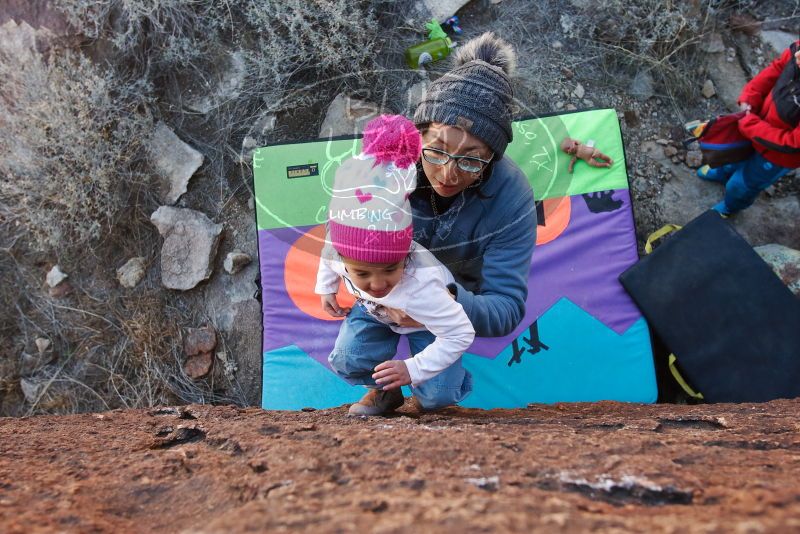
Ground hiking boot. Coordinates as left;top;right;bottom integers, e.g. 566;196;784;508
348;388;404;416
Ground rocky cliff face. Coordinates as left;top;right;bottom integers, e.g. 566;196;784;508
2;399;799;532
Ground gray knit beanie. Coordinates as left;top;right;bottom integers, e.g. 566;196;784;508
414;32;516;157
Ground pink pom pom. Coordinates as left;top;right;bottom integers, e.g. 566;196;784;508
362;114;422;169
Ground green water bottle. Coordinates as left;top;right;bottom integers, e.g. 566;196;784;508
405;19;454;69
405;37;453;69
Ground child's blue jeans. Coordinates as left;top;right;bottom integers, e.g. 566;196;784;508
699;152;790;214
328;302;472;409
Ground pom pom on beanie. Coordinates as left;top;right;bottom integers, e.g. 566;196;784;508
362;115;422;169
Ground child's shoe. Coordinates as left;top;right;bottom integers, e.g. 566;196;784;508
697;164;735;184
348;388;404;416
696;164;726;182
711;201;732;218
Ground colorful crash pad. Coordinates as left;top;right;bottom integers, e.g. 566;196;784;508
254;109;656;410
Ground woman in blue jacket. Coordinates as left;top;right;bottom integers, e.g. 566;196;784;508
348;32;537;415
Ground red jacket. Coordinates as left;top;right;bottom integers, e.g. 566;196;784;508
738;40;800;169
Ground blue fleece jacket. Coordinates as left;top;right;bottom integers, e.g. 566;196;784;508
410;157;537;337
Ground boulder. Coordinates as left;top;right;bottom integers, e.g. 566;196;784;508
755;244;800;296
759;30;796;56
116;257;147;289
707;52;749;111
685;150;703;168
319;93;380;138
146;123;204;205
185;50;246;114
224;251;252;275
420;0;470;22
150;207;223;291
699;33;726;54
0;19;38;56
203;227;261;403
183;325;216;380
631;71;655;101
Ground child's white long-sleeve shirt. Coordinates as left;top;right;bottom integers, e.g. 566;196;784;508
315;242;475;386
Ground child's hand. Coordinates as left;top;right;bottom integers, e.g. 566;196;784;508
321;294;350;317
372;360;411;390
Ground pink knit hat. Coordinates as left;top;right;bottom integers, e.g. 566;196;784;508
328;115;422;263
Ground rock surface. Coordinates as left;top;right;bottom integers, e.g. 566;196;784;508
2;400;800;532
146;123;204;205
641;140;800;249
319;93;380;138
755;243;800;296
185;50;246;114
151;207;223;291
707;51;749;112
421;0;471;22
759;30;796;56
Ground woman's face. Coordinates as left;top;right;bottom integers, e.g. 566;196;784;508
420;123;493;197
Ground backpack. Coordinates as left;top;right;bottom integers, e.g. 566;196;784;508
684;111;754;168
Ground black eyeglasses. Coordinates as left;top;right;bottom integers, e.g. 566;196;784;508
421;147;494;174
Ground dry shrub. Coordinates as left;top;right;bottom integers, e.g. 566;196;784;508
0;275;176;415
1;0;410;415
58;0;228;67
57;0;390;175
0;46;153;251
570;0;714;97
242;0;380;90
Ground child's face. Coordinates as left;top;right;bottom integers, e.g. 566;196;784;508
342;256;404;298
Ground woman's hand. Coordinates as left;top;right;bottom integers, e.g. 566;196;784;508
321;294;350;317
739;102;752;114
373;360;411;390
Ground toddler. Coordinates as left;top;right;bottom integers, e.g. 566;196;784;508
316;115;475;416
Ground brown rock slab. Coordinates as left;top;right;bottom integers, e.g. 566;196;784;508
3;400;800;532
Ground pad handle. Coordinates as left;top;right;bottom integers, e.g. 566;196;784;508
644;223;704;400
668;354;705;400
644;224;682;254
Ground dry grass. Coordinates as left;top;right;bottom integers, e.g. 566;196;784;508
0;46;153;252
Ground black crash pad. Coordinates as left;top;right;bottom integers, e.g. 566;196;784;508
620;210;800;403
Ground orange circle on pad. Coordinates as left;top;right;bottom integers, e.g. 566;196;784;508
536;196;571;245
285;225;356;321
